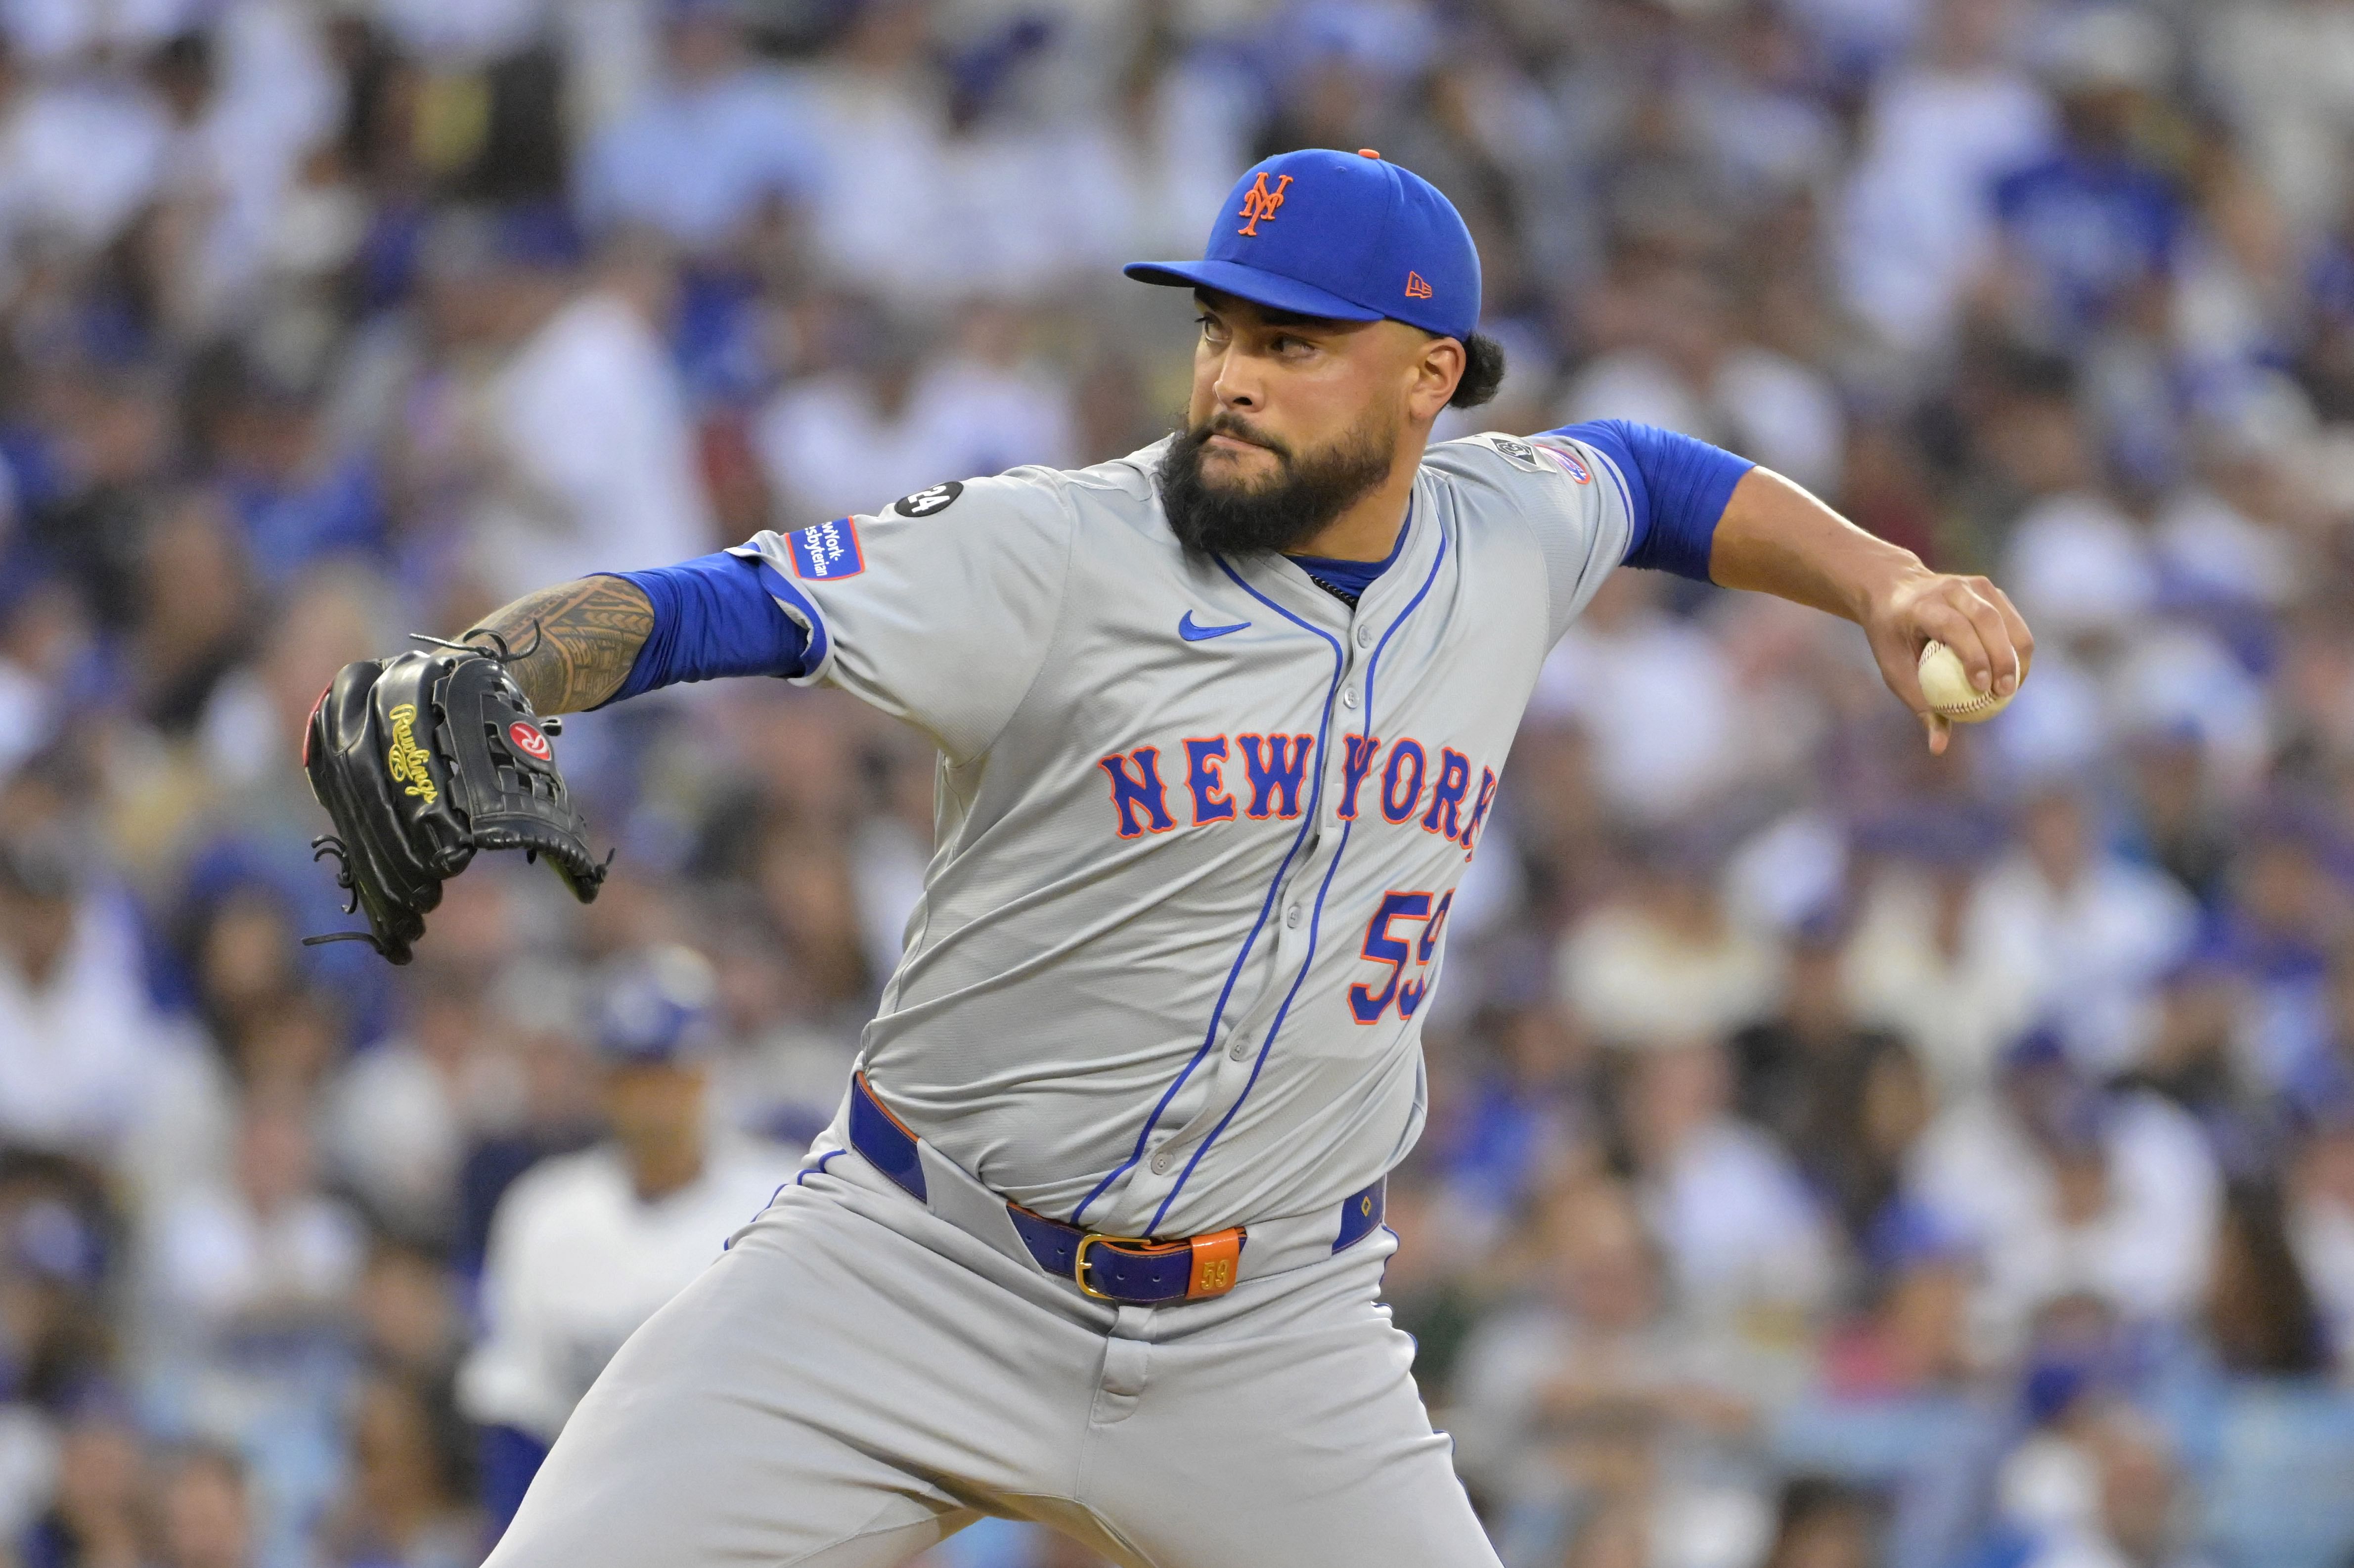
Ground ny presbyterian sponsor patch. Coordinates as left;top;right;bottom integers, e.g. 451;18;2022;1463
1529;438;1593;484
787;518;865;580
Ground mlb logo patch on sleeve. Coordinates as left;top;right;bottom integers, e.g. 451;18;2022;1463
787;518;864;580
1489;437;1547;472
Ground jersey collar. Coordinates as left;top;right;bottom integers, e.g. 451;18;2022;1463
1282;502;1414;596
1225;476;1437;633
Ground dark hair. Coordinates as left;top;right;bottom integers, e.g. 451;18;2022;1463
1765;1477;1877;1568
2207;1181;2330;1375
1446;331;1507;409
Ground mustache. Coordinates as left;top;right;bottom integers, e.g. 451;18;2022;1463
1157;401;1395;558
1189;413;1292;462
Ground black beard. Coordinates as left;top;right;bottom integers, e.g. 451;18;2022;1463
1155;410;1396;557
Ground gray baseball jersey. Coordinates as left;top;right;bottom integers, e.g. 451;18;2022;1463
729;430;1630;1239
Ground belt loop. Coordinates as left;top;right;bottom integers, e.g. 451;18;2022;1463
848;1072;928;1202
1185;1229;1244;1299
1332;1177;1385;1254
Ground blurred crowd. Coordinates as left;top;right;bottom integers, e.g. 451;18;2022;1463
4;0;2354;1567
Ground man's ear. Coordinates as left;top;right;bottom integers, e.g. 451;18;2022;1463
1408;334;1466;422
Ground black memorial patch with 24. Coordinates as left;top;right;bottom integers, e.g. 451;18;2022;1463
894;481;965;518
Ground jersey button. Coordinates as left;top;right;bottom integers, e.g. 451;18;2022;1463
1356;624;1374;647
1340;688;1359;710
1229;1039;1249;1061
1151;1151;1173;1175
1285;904;1301;928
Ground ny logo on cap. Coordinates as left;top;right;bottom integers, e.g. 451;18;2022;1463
1236;172;1294;236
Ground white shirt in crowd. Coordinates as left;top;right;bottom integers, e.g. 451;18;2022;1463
754;356;1076;526
576;63;820;251
2201;0;2354;237
1644;1118;1838;1324
459;1138;800;1443
323;1031;526;1243
1838;55;2056;351
1529;593;1740;825
1555;900;1783;1053
2002;492;2162;643
0;893;187;1160
0;70;171;255
471;287;719;601
1557;344;1848;501
1841;865;2046;1101
145;1184;366;1339
1972;848;2197;1080
1908;1089;2221;1357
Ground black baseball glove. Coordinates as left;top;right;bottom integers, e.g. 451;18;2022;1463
301;638;607;964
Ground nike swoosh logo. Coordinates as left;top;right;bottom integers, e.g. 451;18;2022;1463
1178;611;1251;642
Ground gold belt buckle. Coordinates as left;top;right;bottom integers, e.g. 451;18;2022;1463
1073;1232;1147;1301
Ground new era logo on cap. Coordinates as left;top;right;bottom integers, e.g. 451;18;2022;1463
1405;271;1432;299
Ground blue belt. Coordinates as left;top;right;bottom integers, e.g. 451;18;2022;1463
847;1073;1385;1306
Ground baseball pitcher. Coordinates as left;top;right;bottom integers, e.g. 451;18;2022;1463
302;149;2032;1567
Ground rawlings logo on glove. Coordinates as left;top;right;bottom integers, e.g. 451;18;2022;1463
385;703;438;803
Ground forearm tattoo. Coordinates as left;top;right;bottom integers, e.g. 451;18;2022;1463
465;577;655;715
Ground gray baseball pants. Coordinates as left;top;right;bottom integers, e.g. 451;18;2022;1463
481;1147;1503;1567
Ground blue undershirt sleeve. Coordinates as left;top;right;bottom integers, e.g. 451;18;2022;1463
478;1422;549;1530
596;550;810;706
1546;419;1754;583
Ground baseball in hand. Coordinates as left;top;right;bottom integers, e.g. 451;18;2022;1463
1917;640;2019;723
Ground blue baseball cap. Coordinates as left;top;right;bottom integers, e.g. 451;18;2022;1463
1125;148;1481;341
594;945;719;1066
